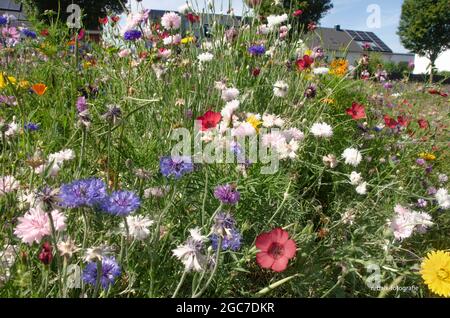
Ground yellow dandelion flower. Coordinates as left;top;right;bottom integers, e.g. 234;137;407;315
421;250;450;297
246;115;262;133
18;80;30;89
181;36;195;44
304;49;312;56
0;73;17;89
322;98;335;104
329;58;349;77
419;152;436;161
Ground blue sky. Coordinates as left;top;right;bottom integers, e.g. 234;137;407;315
137;0;408;53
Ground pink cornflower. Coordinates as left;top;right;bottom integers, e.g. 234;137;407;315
161;12;181;30
14;207;67;245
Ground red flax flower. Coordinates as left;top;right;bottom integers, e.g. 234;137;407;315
196;110;222;131
418;119;429;129
38;242;53;265
397;115;409;127
255;228;297;272
346;102;366;120
98;17;108;25
296;55;314;71
384;115;398;128
293;9;303;17
186;13;200;23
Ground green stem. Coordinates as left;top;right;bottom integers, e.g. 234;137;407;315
92;260;103;298
172;270;188;298
192;236;222;298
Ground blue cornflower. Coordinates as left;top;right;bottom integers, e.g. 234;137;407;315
24;122;40;131
212;212;236;236
211;228;241;251
83;256;121;289
159;156;194;179
59;178;107;208
124;29;142;41
101;190;140;216
248;44;265;56
0;15;7;26
22;29;37;39
214;184;240;205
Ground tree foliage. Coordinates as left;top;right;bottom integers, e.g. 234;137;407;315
19;0;127;30
256;0;333;27
397;0;450;68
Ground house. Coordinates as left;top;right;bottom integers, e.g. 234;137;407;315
0;0;27;24
310;25;414;65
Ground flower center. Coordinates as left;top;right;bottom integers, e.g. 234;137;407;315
437;268;450;281
268;242;284;259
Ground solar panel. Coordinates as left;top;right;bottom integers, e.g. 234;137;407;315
357;31;373;41
366;32;393;52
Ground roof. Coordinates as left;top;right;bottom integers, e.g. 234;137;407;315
0;0;27;23
310;26;393;53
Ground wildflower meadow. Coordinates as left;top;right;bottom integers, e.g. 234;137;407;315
0;1;449;299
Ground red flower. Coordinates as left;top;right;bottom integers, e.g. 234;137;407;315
38;242;53;265
40;29;49;37
307;22;317;31
196;110;222;131
397;115;409;127
255;228;297;272
186;13;200;23
296;55;314;71
346;102;366;120
418;119;429;129
293;9;303;17
428;89;439;95
384;115;398;128
252;67;261;77
111;16;120;23
78;28;85;41
440;92;448;97
98;17;108;25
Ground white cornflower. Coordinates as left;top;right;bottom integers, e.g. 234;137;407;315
172;228;207;272
349;171;363;185
313;67;330;75
267;14;288;29
221;88;240;102
283;128;304;142
277;139;299;159
0;175;19;196
355;182;367;195
310;122;333;138
435;188;450;210
121;215;154;241
342;147;362;167
197;52;214;63
323;154;338;168
273;80;289;98
57;238;80;259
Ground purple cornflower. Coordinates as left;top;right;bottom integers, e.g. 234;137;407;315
59;178;107;208
427;187;437;195
230;141;242;156
383;82;393;89
416;158;426;166
211;228;241;251
0;95;16;106
22;29;37;39
24;122;40;131
76;96;87;113
212;212;236;237
159;156;194;179
83;256;121;289
0;15;7;26
248;44;265;56
425;165;433;174
124;29;142;41
417;198;427;208
304;84;317;98
101;190;140;216
214;184;240;205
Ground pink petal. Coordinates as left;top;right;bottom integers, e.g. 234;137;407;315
255;232;272;251
270;227;289;244
283;239;297;259
256;252;274;269
271;256;289;272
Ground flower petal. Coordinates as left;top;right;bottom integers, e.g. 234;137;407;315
271;256;289;272
255;232;272;251
256;252;274;269
270;227;289;244
283;239;297;259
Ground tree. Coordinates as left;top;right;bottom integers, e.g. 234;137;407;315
255;0;333;28
19;0;127;30
397;0;450;82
